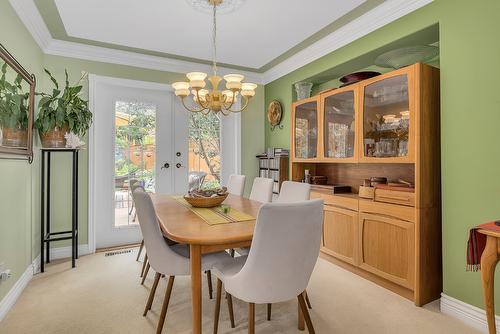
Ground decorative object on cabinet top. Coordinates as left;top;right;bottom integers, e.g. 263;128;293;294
375;45;439;69
267;100;283;131
339;71;380;87
294;81;313;100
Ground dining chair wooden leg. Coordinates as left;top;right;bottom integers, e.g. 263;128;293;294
298;293;315;334
227;292;236;328
206;270;213;299
136;240;144;261
298;301;305;331
144;272;161;316
248;303;255;334
141;262;150;285
267;303;272;321
156;276;175;334
140;253;148;277
305;290;312;309
213;279;222;334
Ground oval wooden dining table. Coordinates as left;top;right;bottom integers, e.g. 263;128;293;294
150;193;306;334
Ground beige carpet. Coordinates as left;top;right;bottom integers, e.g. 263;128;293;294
0;249;478;334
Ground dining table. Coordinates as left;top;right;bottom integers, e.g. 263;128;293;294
151;193;306;334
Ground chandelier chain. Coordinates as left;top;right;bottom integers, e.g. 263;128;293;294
212;3;217;76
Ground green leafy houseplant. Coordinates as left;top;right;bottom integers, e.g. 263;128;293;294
0;62;29;147
35;69;92;147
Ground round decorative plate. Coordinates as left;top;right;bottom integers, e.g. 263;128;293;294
375;45;439;69
267;100;283;130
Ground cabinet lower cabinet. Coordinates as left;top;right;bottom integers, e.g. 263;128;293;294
322;206;358;266
358;213;415;289
321;208;415;290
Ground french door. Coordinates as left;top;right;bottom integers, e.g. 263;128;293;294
92;77;188;248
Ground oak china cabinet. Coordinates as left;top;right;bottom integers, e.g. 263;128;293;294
291;63;441;306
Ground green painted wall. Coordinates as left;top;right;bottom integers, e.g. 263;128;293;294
0;0;43;303
1;1;264;304
265;0;500;313
40;56;264;247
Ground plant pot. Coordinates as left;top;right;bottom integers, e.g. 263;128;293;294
1;125;27;147
39;124;69;148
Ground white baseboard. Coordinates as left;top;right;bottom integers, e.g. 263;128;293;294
0;257;37;322
49;244;90;260
441;293;500;334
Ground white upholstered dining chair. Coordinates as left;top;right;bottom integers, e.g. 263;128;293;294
212;199;324;334
227;174;246;196
133;188;233;333
274;181;311;203
249;177;274;203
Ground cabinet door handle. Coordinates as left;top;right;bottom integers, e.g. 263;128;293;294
161;162;170;169
176;163;184;168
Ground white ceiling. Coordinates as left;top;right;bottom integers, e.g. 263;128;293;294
54;0;366;69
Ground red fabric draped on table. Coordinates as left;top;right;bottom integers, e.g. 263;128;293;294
467;222;500;271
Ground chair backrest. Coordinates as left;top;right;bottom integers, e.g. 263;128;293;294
227;174;246;196
133;188;189;275
274;181;311;203
225;199;324;304
249;177;273;203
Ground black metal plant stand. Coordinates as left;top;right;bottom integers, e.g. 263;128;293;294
40;148;79;272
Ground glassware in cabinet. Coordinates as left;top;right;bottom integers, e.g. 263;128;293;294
361;71;414;161
322;89;357;161
293;97;319;160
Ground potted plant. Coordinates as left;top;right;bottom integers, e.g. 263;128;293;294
0;62;29;147
35;69;92;148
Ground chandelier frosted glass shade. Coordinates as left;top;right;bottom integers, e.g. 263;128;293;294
172;72;256;114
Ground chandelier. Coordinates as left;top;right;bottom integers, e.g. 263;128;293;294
172;0;257;115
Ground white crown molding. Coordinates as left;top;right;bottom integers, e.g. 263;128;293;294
10;0;433;86
8;0;52;50
441;293;500;334
44;39;266;84
262;0;434;84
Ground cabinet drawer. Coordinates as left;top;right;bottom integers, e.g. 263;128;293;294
358;213;415;289
322;206;358;265
359;199;415;222
311;191;358;211
375;188;415;207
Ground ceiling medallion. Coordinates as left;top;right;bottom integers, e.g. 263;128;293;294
173;0;256;115
186;0;245;14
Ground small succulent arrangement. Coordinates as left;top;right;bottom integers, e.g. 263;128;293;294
0;62;29;146
35;69;92;147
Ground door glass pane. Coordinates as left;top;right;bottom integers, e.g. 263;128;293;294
295;101;318;159
188;112;221;190
323;91;355;158
114;101;156;227
363;75;409;158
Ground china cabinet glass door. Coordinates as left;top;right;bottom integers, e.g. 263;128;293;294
361;72;413;161
294;98;319;160
322;89;356;161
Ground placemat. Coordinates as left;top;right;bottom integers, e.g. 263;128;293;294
172;196;255;225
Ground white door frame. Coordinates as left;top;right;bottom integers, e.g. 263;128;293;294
87;75;173;253
87;75;241;253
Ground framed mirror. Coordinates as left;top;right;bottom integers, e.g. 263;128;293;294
0;43;36;162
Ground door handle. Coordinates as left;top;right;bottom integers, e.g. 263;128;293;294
176;163;183;168
161;162;170;169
